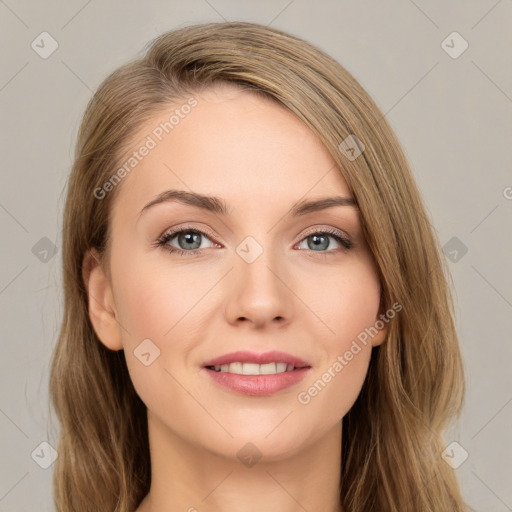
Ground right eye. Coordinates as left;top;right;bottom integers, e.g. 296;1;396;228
153;226;220;256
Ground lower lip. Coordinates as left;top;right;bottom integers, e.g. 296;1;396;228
202;367;311;396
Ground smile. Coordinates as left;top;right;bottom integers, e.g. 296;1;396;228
206;362;300;375
201;350;312;396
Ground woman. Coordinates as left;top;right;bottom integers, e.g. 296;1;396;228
49;21;468;511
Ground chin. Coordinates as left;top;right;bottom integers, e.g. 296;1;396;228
193;421;317;464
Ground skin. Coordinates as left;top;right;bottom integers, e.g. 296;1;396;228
84;82;388;512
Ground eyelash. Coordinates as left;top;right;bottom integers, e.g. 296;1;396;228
153;224;353;258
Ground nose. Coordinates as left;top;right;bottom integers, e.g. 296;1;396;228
224;248;294;329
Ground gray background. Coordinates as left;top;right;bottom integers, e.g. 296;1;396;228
1;1;511;510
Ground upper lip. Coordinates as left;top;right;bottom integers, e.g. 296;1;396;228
202;350;311;368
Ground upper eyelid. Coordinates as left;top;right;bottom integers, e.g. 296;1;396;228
160;225;218;243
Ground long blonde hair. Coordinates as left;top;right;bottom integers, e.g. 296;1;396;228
49;21;468;511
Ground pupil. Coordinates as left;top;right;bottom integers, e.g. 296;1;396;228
309;234;328;251
179;232;201;250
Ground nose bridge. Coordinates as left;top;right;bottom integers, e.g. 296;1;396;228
235;234;282;295
226;233;292;326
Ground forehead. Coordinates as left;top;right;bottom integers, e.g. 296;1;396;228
110;82;353;224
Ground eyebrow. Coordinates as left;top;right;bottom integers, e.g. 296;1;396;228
138;189;358;219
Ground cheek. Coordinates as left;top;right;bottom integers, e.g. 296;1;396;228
295;346;372;438
304;256;381;345
293;259;380;421
110;250;214;397
112;249;208;342
115;274;172;342
111;263;195;420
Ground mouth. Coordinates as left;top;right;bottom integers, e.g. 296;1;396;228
201;350;312;396
205;362;308;375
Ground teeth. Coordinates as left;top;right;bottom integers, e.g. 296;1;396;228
259;363;276;375
276;362;287;373
229;362;243;374
242;363;260;375
211;362;297;375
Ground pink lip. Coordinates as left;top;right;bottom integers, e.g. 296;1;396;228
202;350;310;368
203;368;310;396
201;350;312;396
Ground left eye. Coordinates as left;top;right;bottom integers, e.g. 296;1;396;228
296;231;351;251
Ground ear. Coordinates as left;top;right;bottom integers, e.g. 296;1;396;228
371;296;390;347
82;248;123;351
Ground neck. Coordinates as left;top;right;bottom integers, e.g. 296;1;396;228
137;410;344;512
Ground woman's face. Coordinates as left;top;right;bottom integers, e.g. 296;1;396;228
87;82;387;461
